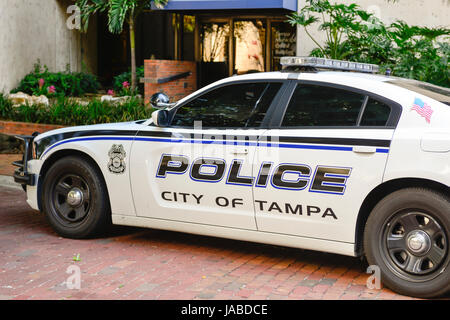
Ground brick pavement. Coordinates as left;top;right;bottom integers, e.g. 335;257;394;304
0;185;420;300
0;154;20;177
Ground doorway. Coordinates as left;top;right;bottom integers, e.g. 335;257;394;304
196;15;296;87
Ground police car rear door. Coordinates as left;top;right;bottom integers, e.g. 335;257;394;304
253;81;400;244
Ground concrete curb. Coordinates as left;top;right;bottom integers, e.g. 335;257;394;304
0;175;23;191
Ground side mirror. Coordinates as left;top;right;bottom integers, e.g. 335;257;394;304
150;92;174;109
151;110;169;127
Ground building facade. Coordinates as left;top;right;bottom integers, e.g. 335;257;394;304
0;0;97;93
0;0;448;94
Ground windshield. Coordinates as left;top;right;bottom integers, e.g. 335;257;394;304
386;79;450;105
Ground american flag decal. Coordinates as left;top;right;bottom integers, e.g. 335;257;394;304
411;98;433;123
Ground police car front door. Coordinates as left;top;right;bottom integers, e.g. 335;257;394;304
130;127;261;230
253;82;398;244
130;81;283;230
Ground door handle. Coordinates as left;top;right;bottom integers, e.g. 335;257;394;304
230;149;249;155
353;146;377;154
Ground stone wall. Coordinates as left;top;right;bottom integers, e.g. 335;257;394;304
0;0;98;94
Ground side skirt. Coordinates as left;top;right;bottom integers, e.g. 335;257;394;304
112;214;356;257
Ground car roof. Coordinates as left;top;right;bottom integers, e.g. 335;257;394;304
220;70;392;83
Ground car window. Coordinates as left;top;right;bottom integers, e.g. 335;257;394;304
171;82;281;128
360;98;391;126
282;84;366;127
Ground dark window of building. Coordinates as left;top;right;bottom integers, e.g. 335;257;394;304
171;82;281;128
271;21;296;71
282;84;366;127
360;98;392;126
182;15;196;61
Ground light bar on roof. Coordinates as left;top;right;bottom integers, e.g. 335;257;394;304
280;56;380;74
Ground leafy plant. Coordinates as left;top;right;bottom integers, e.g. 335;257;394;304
0;95;153;126
11;60;100;97
287;1;370;60
77;0;168;91
0;93;13;119
113;66;145;96
287;0;450;87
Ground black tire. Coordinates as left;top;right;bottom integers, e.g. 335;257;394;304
42;156;111;239
364;188;450;298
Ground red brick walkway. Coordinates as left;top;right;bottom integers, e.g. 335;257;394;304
0;186;418;300
0;154;20;176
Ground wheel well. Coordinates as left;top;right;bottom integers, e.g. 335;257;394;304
355;178;449;257
37;149;108;211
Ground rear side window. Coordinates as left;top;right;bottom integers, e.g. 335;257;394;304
360;98;391;126
171;82;282;128
282;84;366;127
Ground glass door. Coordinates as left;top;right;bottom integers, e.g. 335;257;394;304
233;19;267;74
199;22;230;87
271;21;297;71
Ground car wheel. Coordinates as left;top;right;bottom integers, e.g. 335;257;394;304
364;188;450;298
42;156;111;239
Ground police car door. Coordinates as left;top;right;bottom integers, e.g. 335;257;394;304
253;81;400;244
130;81;284;230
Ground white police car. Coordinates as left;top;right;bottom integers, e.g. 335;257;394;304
14;57;449;298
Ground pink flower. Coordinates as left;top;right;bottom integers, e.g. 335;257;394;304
107;89;115;96
47;85;56;94
38;78;45;89
122;81;130;89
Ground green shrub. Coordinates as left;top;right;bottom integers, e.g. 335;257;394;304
0;93;13;119
11;61;100;97
0;95;153;126
287;0;450;88
112;66;145;96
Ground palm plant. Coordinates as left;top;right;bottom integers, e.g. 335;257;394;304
287;1;367;60
77;0;168;91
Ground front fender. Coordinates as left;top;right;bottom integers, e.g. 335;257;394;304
39;139;137;217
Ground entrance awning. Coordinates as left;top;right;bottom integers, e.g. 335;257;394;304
153;0;297;11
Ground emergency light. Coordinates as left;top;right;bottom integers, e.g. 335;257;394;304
280;56;380;74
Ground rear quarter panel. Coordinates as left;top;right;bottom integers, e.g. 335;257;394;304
384;93;450;187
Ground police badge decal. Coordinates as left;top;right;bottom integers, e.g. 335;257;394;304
108;144;126;174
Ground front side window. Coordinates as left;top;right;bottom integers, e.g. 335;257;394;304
171;82;281;128
282;84;366;127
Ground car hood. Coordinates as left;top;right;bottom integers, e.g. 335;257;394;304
34;121;143;142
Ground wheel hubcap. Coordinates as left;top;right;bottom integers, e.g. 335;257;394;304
383;212;447;277
52;174;91;223
406;230;431;254
67;188;84;207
